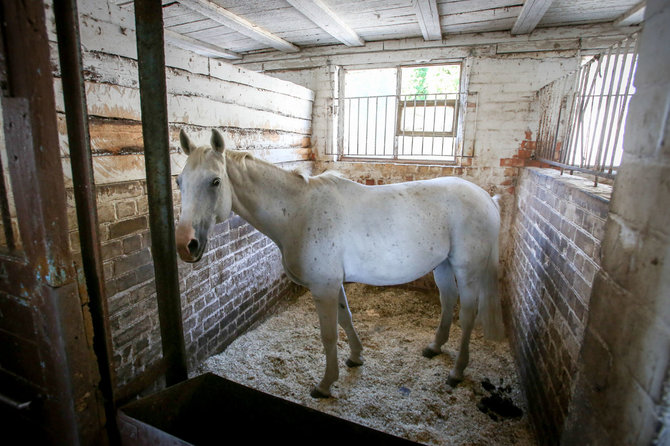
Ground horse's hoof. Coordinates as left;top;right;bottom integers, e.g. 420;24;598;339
422;347;440;358
310;387;331;399
447;375;463;388
346;358;363;368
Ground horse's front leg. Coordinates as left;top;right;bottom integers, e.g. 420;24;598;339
310;288;340;398
338;285;363;367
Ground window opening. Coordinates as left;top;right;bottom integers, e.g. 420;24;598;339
338;64;463;162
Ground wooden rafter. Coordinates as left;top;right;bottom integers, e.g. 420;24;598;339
177;0;300;52
413;0;442;41
614;1;646;26
286;0;364;47
164;29;241;59
511;0;555;35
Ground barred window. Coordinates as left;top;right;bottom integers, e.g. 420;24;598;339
336;64;463;162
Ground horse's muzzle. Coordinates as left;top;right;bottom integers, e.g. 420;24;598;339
176;222;204;262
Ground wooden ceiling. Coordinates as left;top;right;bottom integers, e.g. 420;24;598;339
116;0;646;60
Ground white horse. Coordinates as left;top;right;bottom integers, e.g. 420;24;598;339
176;129;505;398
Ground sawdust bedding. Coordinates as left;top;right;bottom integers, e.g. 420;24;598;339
196;283;536;446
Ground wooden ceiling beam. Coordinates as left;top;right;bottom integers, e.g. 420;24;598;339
286;0;364;47
177;0;300;52
413;0;442;41
164;29;241;59
511;0;555;35
614;1;646;26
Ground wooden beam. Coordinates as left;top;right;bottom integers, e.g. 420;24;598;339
177;0;300;52
164;29;241;59
511;0;554;35
286;0;364;46
413;0;442;41
614;1;646;27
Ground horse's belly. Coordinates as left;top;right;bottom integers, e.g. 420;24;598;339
343;239;448;286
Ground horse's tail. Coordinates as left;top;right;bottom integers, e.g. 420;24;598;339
491;194;502;213
477;232;506;341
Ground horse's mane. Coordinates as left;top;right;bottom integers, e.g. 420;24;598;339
225;149;345;186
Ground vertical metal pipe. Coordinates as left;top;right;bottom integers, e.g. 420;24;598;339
133;0;188;386
373;96;378;156
364;97;369;155
431;94;438;154
51;0;118;440
608;37;639;173
594;41;622;170
383;96;388;155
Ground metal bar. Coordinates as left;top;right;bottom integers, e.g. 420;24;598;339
441;93;448;156
383;96;388;156
356;98;361;155
431;94;438;155
52;0;118;440
410;95;417;155
608;38;639;173
420;94;427;155
572;60;596;167
364;96;369;155
561;64;587;165
347;98;352;156
373;96;378;156
587;44;614;168
0;393;31;411
602;37;632;170
133;0;188;386
593;41;622;171
537;158;616;180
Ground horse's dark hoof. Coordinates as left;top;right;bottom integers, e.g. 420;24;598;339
422;347;440;358
447;375;463;388
310;387;331;399
346;359;363;368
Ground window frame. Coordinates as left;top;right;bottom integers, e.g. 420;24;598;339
337;62;465;164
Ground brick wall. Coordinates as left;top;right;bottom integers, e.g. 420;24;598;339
66;176;302;387
504;167;611;443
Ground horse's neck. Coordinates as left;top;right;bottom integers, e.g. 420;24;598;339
226;155;303;246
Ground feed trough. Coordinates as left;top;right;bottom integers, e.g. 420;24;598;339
117;373;419;445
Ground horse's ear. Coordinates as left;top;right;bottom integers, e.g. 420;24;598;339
211;129;225;154
179;128;196;155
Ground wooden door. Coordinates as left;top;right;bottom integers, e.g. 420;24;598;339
0;1;105;444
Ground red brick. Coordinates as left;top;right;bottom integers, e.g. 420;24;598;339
500;158;524;167
517;149;533;159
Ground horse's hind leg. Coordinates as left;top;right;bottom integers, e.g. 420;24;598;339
447;267;480;387
338;285;363;367
423;259;458;358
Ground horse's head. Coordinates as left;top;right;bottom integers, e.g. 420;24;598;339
175;129;232;263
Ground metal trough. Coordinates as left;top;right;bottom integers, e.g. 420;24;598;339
117;373;419;445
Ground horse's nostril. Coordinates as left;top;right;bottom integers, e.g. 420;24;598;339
187;238;199;255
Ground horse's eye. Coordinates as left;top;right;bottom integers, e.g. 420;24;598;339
211;178;221;187
176;176;182;187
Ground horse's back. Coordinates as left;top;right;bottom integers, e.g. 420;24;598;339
324;176;499;285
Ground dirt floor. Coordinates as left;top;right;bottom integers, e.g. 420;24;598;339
196;283;536;446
